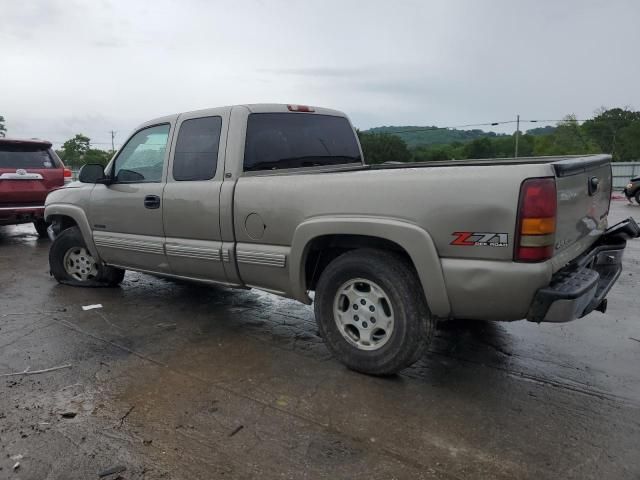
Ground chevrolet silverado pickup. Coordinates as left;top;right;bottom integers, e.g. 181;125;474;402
44;104;639;375
1;138;71;237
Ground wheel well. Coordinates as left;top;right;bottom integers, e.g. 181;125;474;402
304;235;413;291
50;215;78;233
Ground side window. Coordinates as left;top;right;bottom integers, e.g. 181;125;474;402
113;124;170;183
173;116;222;181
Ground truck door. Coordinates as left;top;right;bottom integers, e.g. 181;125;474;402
162;109;232;283
89;123;171;273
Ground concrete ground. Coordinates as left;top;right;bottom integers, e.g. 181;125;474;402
1;201;639;480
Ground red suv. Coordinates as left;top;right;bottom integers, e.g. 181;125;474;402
0;138;71;238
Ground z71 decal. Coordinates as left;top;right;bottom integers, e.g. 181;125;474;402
451;232;509;247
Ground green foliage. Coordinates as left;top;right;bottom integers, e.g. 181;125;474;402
57;134;113;168
464;137;495;158
526;126;556;136
413;143;463;162
59;134;90;168
532;115;599;157
365;126;505;148
84;148;114;167
0;115;6;138
361;108;640;163
357;131;411;164
582;108;640;160
616;122;640;161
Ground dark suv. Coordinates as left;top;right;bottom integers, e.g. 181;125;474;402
0;138;71;237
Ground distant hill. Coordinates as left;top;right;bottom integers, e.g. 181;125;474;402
525;126;557;136
363;125;557;148
363;126;507;148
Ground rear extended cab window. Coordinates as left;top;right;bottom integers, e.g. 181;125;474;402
173;116;222;181
0;143;57;169
243;113;361;171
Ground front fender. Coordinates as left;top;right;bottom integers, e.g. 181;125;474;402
45;204;100;260
289;216;451;318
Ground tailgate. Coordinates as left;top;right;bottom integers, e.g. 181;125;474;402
0;143;63;206
552;155;612;268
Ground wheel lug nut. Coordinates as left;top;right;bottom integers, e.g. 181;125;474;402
360;299;366;305
370;317;376;324
354;315;359;321
362;321;368;328
353;304;358;310
369;305;375;312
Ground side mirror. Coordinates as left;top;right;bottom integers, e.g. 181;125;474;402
78;164;107;184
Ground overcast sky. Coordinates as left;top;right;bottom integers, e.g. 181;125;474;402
1;0;639;148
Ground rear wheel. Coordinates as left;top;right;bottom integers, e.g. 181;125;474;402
635;191;640;205
49;226;124;287
33;219;50;239
314;249;435;375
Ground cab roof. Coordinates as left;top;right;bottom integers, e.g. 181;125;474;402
137;103;347;131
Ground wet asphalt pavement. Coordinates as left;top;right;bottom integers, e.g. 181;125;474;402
1;201;639;480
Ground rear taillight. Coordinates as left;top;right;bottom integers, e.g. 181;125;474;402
515;177;557;262
63;168;72;178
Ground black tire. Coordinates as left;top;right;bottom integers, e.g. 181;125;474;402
33;219;50;239
314;248;435;375
49;226;125;287
635;191;640;205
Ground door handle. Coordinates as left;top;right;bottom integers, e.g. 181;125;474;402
144;195;161;209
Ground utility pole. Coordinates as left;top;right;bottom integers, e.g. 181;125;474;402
514;114;520;158
109;130;116;152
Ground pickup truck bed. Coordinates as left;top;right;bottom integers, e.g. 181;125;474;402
43;104;639;375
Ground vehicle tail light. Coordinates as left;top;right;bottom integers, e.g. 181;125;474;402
63;168;73;178
514;177;557;262
287;104;315;112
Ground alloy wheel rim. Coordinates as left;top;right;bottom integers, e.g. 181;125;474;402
63;247;98;281
333;278;395;351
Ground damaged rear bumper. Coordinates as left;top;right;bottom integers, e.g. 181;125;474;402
527;217;640;323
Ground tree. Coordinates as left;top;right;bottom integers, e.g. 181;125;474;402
533;115;597;156
84;148;114;167
615;122;640;161
357;132;411;164
413;145;455;162
582;107;640;159
0;115;6;137
59;134;91;168
464;137;495;159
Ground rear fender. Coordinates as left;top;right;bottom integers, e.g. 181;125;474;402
289;217;451;317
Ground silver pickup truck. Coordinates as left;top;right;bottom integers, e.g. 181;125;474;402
45;104;639;374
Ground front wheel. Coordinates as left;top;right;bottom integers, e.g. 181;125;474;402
314;249;435;375
49;226;125;287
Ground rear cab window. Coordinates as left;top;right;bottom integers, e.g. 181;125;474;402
173;116;222;181
243;113;361;172
0;143;57;169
